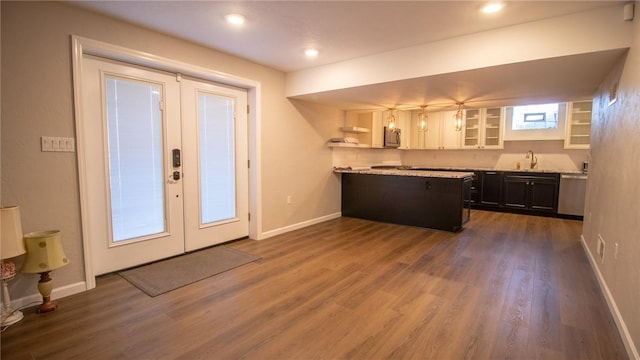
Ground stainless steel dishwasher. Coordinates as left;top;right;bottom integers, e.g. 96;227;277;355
558;174;588;217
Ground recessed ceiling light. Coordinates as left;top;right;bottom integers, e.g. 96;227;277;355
225;14;245;25
304;48;319;58
482;2;504;14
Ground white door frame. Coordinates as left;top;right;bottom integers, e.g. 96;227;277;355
71;35;262;289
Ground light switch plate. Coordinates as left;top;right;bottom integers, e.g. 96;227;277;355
41;136;75;152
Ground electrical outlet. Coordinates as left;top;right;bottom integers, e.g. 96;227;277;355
287;195;292;205
597;234;606;264
614;243;619;260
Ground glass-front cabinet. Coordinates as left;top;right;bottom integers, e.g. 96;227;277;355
463;109;481;148
565;100;592;149
483;107;503;147
462;107;503;149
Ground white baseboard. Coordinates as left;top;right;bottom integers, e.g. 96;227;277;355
257;212;342;240
580;235;639;360
11;281;87;312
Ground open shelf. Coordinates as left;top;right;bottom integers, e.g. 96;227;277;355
328;142;370;148
340;126;370;133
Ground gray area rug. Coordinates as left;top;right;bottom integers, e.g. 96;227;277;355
119;246;260;297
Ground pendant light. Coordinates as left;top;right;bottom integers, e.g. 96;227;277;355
386;109;397;131
418;106;428;132
454;102;464;131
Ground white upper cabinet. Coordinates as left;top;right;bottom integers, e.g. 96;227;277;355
439;110;463;149
410;110;428;149
462;107;504;149
398;111;411;150
423;111;443;149
462;109;482;148
564;101;592;149
483;107;504;148
370;111;384;148
413;110;461;150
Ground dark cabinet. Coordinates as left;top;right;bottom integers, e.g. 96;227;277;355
502;172;559;213
341;173;471;232
480;171;502;206
393;168;561;217
461;176;472;225
469;172;480;204
502;176;529;208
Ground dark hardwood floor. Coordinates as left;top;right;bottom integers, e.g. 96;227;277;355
1;210;628;359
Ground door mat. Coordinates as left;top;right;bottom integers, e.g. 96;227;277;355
118;246;260;297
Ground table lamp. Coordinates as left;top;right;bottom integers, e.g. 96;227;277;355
21;230;69;313
1;206;27;326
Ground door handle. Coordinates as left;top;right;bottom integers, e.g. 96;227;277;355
172;171;181;181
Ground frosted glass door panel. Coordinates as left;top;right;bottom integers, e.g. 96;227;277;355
199;93;236;225
106;77;165;242
82;55;183;276
181;78;248;251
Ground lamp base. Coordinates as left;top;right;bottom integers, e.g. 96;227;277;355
37;296;58;313
36;272;58;313
1;268;24;327
1;309;24;326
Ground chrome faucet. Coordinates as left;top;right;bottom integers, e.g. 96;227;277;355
526;150;538;169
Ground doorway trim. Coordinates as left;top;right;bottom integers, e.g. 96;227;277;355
71;35;262;289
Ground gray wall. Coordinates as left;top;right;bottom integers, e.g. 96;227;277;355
1;1;341;299
583;7;640;355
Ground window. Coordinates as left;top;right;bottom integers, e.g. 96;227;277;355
511;103;559;130
503;102;567;141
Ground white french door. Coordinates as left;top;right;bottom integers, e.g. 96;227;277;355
180;78;248;251
80;56;248;275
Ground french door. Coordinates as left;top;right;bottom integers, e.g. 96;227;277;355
180;77;248;251
81;56;248;275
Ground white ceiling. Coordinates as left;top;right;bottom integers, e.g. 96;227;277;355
70;1;628;109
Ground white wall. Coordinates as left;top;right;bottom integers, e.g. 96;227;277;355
1;2;342;301
582;6;640;357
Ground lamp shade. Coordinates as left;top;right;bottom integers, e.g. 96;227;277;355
21;230;69;273
1;206;26;260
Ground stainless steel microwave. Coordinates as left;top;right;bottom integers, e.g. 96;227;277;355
384;127;401;148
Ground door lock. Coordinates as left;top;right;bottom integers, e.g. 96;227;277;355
172;171;181;181
172;149;181;167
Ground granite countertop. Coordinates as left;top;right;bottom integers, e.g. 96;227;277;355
412;165;583;174
335;165;584;175
333;167;475;179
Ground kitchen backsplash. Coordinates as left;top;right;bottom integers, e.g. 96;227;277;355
333;148;402;167
333;140;589;172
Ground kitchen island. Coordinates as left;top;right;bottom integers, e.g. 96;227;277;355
336;167;474;232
